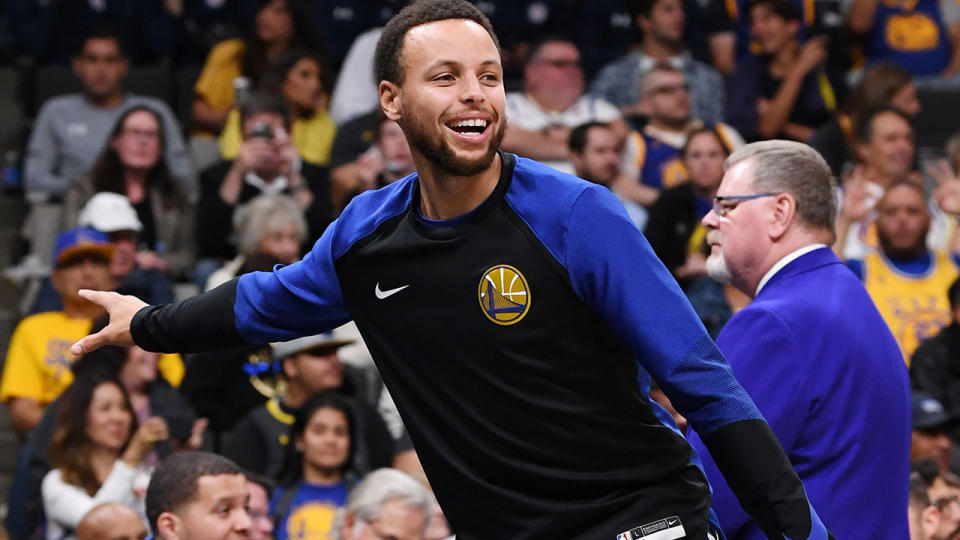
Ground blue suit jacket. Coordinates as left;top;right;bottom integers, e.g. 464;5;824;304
688;247;910;539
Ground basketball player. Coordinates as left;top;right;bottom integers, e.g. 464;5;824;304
72;1;832;538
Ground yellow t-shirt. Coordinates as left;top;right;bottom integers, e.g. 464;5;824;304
218;108;337;166
194;38;246;136
863;250;959;364
0;312;184;404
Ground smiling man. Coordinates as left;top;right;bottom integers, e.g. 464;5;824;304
73;1;829;538
690;140;910;538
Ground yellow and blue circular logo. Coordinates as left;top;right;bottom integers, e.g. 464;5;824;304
478;265;531;325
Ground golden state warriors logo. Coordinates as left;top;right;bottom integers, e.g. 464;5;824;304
478;265;531;325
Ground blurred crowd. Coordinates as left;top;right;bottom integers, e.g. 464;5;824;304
4;0;960;538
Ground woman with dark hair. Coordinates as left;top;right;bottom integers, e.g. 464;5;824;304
192;0;322;135
41;368;168;539
270;393;356;540
810;62;921;176
63;105;195;276
219;48;336;166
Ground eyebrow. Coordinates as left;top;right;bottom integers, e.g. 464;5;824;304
426;59;501;71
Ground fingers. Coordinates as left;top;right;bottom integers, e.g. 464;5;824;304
78;289;119;310
71;330;106;356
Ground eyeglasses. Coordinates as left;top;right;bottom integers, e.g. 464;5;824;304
535;58;581;69
121;127;160;140
712;193;780;218
648;83;689;96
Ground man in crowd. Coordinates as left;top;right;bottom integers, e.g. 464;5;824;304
224;333;396;478
1;227;113;434
568;121;647;229
195;93;332;275
74;1;831;537
147;451;252;540
690;140;910;538
501;38;625;174
76;502;148;540
912;278;960;441
24;27;191;201
911;472;943;540
331;468;432;540
912;391;958;475
847;182;960;362
619;64;742;207
591;0;725;124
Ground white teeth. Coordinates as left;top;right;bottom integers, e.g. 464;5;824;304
452;119;488;128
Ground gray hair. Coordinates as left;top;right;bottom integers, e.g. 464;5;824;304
233;194;307;258
725;140;837;235
330;468;432;540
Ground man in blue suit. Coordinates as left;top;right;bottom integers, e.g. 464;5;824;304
688;140;911;538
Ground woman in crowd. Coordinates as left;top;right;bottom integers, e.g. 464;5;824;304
644;127;747;336
204;193;306;290
219;48;336;166
63;106;195;277
192;0;322;136
41;369;168;539
271;393;357;540
810;62;921;176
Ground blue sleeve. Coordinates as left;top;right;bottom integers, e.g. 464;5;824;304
562;185;760;435
234;217;352;344
561;185;831;540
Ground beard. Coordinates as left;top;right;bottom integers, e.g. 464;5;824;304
705;252;733;284
399;113;506;177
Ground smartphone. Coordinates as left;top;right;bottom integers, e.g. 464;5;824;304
251;122;274;141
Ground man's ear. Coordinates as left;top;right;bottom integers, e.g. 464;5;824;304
769;192;796;239
921;504;941;538
156;512;183;540
340;512;358;538
380;81;402;122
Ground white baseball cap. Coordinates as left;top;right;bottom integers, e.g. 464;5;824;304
78;192;143;233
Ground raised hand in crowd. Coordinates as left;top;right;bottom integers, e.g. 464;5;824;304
926;159;960;215
122;416;169;467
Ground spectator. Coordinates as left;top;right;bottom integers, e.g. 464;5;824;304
146;451;252;540
191;0;321;136
330;468;432;540
205;194;306;291
32;193;175;314
245;473;274;540
591;0;726;125
913;460;960;540
0;227;113;435
220;48;337;166
688;140;911;538
834;107;930;260
501;38;625;175
42;371;168;540
847;0;960;83
75;502;148;540
271;394;355;540
63;106;196;277
568;121;647;229
725;0;845;141
223;334;395;479
328;114;416;211
847;182;960;362
910;471;942;540
24;27;192;202
619;64;743;206
702;0;819;74
195;93;333;270
810;62;921;176
913;392;957;475
912;277;960;441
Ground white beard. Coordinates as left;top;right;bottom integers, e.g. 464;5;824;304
706;252;733;284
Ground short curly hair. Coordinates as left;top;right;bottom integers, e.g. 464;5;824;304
374;0;499;85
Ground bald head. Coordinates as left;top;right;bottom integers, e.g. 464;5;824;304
76;502;148;540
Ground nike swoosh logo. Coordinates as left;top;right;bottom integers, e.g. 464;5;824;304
375;282;410;300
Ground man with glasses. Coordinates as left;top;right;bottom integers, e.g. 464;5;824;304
331;468;432;540
501;38;626;175
619;64;743;207
688;139;911;538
